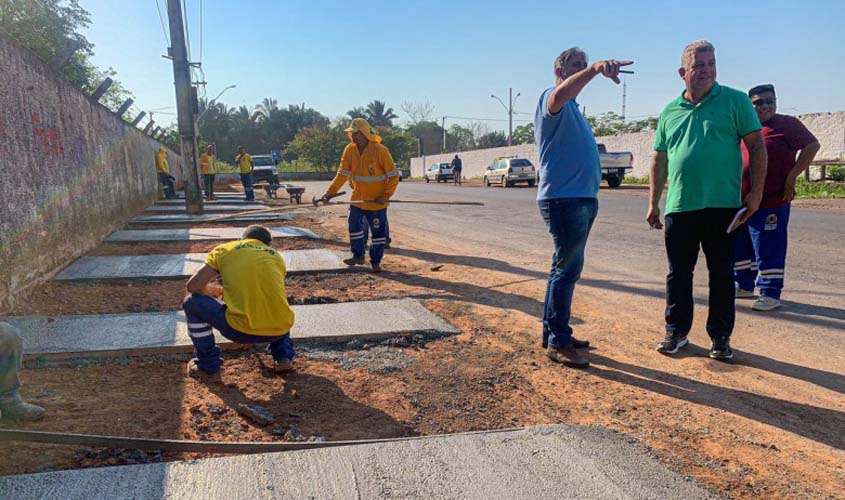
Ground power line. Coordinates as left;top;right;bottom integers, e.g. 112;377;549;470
154;0;170;45
444;115;531;123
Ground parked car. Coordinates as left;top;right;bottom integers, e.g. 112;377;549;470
251;155;279;184
598;144;633;188
424;162;454;183
483;157;536;187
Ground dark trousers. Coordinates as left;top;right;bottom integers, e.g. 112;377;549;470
538;198;598;348
182;294;295;373
203;174;216;199
453;169;462;185
664;208;737;339
158;172;175;199
349;206;387;264
240;173;255;201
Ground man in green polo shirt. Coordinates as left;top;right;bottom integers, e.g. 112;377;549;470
647;40;767;360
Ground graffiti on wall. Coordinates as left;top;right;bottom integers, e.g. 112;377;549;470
31;112;64;157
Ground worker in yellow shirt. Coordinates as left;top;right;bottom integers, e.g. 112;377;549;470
183;225;295;380
234;146;255;201
319;118;400;273
199;144;218;200
155;147;176;199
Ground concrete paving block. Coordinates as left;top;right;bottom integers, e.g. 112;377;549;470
155;199;266;205
145;204;268;212
53;250;355;281
128;213;294;224
105;227;319;242
7;299;460;358
0;426;716;500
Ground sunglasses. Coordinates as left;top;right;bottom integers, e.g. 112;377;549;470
752;97;777;107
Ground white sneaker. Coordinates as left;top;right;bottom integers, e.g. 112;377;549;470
735;286;755;299
752;296;781;311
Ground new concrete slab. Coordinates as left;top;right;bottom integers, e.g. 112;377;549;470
155;198;265;205
145;204;268;212
128;213;294;224
105;227;319;242
6;299;459;358
54;249;355;281
0;426;716;500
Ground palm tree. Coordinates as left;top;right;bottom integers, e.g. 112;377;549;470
366;100;398;128
254;97;279;122
346;106;368;120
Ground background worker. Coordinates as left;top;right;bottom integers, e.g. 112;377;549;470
734;84;820;311
0;322;46;421
235;146;255;201
320;118;400;273
155;147;176;199
199;144;218;200
182;225;296;380
451;154;463;186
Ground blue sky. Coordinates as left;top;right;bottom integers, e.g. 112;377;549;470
82;0;845;130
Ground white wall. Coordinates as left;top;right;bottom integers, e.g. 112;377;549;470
411;111;845;179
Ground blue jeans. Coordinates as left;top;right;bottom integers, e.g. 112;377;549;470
538;198;598;349
0;323;23;406
734;204;790;300
349;206;387;264
182;294;295;373
240;173;255;200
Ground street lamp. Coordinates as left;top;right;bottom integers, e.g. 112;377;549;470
197;84;236;123
491;88;520;146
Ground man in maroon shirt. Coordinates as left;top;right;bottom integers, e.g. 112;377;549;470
734;84;820;311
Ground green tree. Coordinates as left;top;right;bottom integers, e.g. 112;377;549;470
512;123;535;145
0;0;132;112
405;120;444;155
366;100;398;128
378;127;418;169
346;107;368;120
476;131;507;149
445;124;475;152
287;124;347;172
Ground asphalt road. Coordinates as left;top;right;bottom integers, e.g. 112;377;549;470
304;180;845;371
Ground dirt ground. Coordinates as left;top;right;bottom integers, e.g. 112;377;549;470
1;193;843;499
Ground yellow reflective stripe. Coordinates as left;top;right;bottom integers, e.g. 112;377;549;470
351;174;387;182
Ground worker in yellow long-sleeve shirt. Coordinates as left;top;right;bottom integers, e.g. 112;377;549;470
155;147;176;199
320;118;400;273
199;144;218;200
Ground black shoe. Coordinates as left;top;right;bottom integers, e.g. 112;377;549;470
657;332;689;355
709;337;734;360
542;337;589;349
546;346;589;368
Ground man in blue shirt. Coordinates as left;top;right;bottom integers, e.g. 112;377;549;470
534;47;632;368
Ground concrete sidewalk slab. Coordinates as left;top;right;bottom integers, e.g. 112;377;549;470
6;299;459;358
54;249;358;281
0;426;716;500
155;199;265;205
128;213;294;224
105;227;319;242
145;204;268;212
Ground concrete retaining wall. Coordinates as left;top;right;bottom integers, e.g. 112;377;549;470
0;34;181;310
411;112;845;179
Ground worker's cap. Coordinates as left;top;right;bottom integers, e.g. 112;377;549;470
344;118;382;144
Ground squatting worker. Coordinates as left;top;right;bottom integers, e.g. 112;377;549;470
199;144;218;200
182;225;295;381
156;147;176;199
734;84;819;312
321;118;400;273
235;146;255;201
0;322;46;420
535;47;633;368
647;40;767;361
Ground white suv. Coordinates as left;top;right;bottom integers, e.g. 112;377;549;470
483;157;536;187
424;162;454;183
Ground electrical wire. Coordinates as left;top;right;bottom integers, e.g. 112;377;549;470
154;0;170;45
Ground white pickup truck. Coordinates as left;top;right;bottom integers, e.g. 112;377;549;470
598;144;633;188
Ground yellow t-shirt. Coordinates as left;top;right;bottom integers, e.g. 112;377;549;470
199;153;217;174
205;239;294;336
236;153;253;174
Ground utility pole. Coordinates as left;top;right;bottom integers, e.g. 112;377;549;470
621;77;627;122
441;116;446;153
491;88;520;146
166;0;203;214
